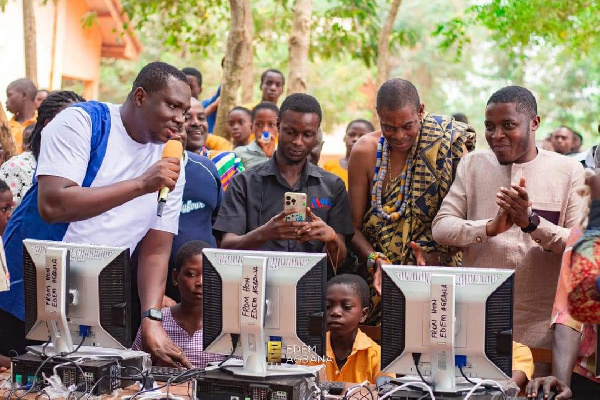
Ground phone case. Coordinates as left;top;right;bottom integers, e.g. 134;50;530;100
284;192;307;222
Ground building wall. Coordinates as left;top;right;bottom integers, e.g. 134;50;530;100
61;0;103;99
0;0;103;117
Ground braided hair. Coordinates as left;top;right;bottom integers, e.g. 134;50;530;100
30;91;85;160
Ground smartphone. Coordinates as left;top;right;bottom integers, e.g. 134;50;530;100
283;192;307;222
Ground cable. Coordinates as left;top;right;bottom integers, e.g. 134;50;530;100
218;334;240;367
165;367;206;399
464;379;506;400
129;367;205;400
41;337;51;358
82;375;108;399
344;380;374;400
120;365;149;392
17;336;88;400
379;381;435;400
459;366;478;386
412;353;432;387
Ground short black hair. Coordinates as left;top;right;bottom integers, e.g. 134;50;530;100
487;86;538;119
376;78;420;113
230;106;252;119
278;93;322;124
30;91;86;160
0;178;9;194
252;101;279;121
554;125;574;136
328;274;370;308
452;113;469;124
8;78;38;101
182;67;203;87
574;131;583;141
131;62;189;96
347;119;375;132
260;69;285;86
174;240;212;272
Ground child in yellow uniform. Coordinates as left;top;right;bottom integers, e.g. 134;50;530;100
324;274;393;384
512;341;534;391
323;119;374;188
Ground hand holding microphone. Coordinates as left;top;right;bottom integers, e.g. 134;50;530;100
137;139;183;216
156;140;183;216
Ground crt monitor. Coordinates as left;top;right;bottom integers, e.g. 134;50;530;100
23;239;132;354
202;249;327;377
381;265;514;394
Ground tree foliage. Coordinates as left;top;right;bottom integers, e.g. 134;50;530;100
435;0;600;59
311;0;417;68
121;0;229;53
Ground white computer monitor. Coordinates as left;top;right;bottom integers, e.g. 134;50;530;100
23;239;132;355
381;265;514;394
202;249;327;377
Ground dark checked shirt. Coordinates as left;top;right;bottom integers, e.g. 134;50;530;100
132;307;227;369
213;152;354;253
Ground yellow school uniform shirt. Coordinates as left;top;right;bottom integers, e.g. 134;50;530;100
325;329;394;384
512;341;534;380
323;159;348;189
206;134;233;151
9;114;36;154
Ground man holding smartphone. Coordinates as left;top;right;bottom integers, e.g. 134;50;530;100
214;93;353;274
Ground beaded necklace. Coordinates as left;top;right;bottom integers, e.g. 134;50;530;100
371;135;413;221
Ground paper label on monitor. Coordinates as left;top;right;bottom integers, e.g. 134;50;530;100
430;275;454;345
240;257;266;326
44;250;64;314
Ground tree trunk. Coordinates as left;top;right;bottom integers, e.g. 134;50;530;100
240;0;254;104
372;0;403;127
22;0;38;86
0;104;18;162
287;0;312;95
214;0;251;139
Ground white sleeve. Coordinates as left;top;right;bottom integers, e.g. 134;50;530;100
35;107;92;186
151;157;185;234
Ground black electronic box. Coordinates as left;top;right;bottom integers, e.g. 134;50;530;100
196;369;319;400
11;352;144;396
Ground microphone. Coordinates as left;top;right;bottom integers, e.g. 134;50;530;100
157;139;183;217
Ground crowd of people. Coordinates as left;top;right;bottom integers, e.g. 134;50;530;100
0;60;599;399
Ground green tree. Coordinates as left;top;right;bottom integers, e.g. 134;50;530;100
435;0;600;60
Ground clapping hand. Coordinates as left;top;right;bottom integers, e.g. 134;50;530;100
497;177;531;229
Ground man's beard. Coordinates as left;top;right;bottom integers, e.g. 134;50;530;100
498;126;530;166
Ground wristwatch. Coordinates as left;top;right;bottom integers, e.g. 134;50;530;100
141;308;163;321
521;212;541;233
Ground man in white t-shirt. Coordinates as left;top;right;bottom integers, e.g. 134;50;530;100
0;62;193;368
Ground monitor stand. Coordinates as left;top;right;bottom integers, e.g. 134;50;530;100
429;273;460;395
222;256;315;378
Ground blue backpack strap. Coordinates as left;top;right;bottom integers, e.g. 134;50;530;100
0;101;112;321
71;101;112;187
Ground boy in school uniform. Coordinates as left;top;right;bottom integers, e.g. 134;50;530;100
324;274;393;384
234;102;279;169
133;241;227;368
323;273;535;389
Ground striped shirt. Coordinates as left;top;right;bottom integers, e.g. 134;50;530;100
132;307;227;369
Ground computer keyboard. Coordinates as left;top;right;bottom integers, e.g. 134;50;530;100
149;366;188;382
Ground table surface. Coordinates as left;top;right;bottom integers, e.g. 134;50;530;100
1;372;531;400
